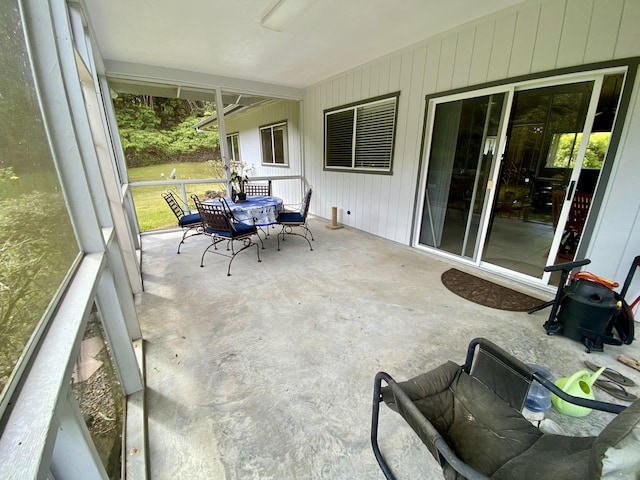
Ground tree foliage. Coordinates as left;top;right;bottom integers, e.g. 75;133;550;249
552;132;610;169
113;95;221;167
0;191;77;391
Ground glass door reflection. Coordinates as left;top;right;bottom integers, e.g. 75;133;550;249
419;93;505;259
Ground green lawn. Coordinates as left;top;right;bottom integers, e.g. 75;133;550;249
129;162;226;232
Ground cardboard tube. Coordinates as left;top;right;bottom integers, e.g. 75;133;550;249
326;206;343;230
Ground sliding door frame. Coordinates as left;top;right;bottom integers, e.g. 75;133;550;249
413;63;634;288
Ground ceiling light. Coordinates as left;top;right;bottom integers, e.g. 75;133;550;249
261;0;317;32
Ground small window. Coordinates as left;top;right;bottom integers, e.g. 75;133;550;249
324;92;399;173
260;121;288;165
227;132;241;162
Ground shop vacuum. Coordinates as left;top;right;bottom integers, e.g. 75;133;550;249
529;256;638;353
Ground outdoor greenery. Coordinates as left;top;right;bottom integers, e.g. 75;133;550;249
128;163;225;231
114;95;229;231
551;132;611;169
0;187;78;391
114;95;220;168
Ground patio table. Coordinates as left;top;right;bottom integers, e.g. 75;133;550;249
211;195;284;226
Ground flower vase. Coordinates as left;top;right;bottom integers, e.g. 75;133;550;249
237;192;247;202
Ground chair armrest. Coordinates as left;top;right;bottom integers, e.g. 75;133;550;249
371;372;489;480
533;373;625;414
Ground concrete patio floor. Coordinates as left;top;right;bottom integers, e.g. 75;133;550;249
136;216;640;479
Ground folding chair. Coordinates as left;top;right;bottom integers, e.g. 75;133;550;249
372;338;633;479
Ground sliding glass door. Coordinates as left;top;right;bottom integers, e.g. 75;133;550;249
417;70;625;283
419;93;506;259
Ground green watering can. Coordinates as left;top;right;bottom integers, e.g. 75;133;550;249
552;366;605;417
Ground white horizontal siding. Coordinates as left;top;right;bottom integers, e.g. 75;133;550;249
302;0;640;277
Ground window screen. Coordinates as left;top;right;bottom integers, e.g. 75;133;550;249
0;2;80;401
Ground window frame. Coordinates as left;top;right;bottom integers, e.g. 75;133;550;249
0;1;143;477
227;132;241;162
260;120;289;166
324;91;400;174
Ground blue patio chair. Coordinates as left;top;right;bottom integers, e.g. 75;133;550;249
243;180;273;238
276;187;314;251
192;195;263;276
162;190;203;254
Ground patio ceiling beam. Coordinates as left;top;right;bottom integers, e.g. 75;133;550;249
103;60;304;100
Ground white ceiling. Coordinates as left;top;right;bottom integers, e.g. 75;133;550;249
83;0;529;90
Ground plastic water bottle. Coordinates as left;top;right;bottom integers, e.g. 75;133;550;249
525;364;554;413
522;364;554;425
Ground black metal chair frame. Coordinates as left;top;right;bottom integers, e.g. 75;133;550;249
242;181;273;239
162;190;203;254
276;187;314;251
244;180;272;196
371;337;625;480
193;196;263;276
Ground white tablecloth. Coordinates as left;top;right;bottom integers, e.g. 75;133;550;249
225;196;284;226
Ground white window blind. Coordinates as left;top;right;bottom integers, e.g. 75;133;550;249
325;92;399;173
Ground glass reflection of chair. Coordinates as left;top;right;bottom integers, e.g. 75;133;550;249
162;190;203;254
192;195;263;276
276;187;314;251
244;180;272;196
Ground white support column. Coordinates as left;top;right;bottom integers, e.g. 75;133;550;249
96;269;144;395
97;75;142;251
50;394;107;480
107;231;142;340
215;88;231;190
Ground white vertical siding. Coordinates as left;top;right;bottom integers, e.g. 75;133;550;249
616;0;640;58
225;99;303;203
303;0;640;269
437;36;456;91
508;4;540;78
423;42;441;93
556;0;594;68
469;22;494;85
487;12;516;81
452;29;475;89
584;0;624;63
586;72;640;303
531;1;565;72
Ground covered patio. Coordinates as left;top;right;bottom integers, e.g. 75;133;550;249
2;1;640;478
136;216;639;479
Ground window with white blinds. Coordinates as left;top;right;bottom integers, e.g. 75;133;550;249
324;92;399;173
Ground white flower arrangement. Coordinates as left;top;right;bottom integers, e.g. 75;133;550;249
229;160;254;194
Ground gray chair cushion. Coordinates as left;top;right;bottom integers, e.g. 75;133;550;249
590;398;640;479
491;434;595;479
493;398;640;479
383;361;542;476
